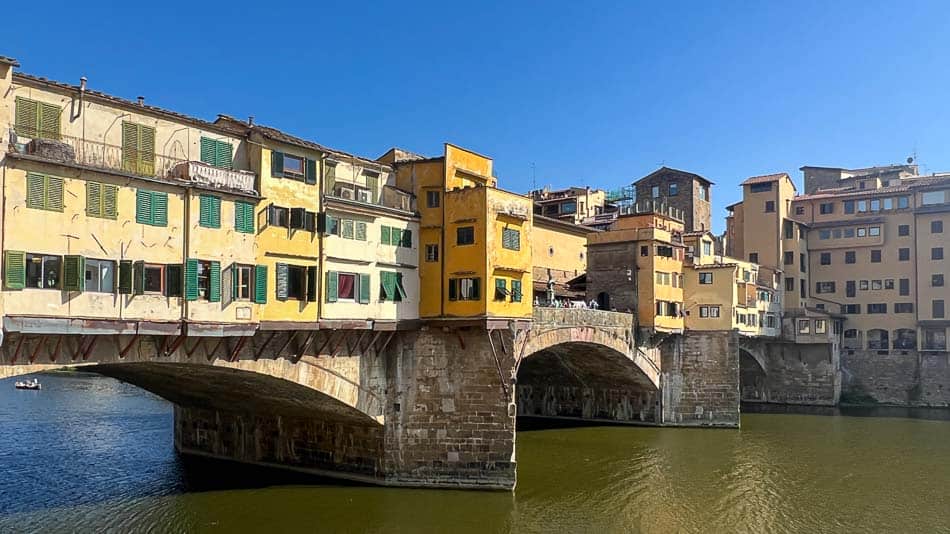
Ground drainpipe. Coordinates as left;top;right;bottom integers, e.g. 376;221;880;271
181;189;191;327
317;153;326;325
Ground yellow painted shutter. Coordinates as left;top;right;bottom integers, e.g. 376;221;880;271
86;182;102;217
38;102;61;140
14;97;38;137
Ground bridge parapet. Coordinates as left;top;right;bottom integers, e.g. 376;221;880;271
531;307;635;329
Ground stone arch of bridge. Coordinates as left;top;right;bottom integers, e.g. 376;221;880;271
0;358;383;426
738;344;768;376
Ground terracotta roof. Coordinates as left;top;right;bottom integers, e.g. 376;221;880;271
534;215;601;235
789;176;950;201
634;166;714;186
725;200;743;210
0;56;19;67
682;230;713;237
741;173;788;186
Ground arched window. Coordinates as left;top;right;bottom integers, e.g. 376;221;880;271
842;329;861;349
894;329;917;350
867;329;889;350
597;292;610;311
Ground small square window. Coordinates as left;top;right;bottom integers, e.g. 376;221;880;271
899;248;910;261
765;201;775;213
871;250;881;263
933;247;945;260
857;228;867;237
932;220;944;234
898;224;910;236
426;190;440;208
933;274;945;287
868;226;881;236
820;252;831;265
699;272;713;284
425;244;439;262
457;226;475;245
845;251;856;264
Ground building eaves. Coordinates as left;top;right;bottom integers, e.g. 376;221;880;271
248;124;392;171
807;216;886;229
634;166;714;186
534;215;601;235
741;173;788;186
0;56;19;67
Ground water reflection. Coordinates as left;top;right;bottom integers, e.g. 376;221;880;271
1;372;949;533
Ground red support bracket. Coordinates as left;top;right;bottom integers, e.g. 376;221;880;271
205;338;226;362
377;332;396;356
313;331;334;357
81;336;99;361
164;333;188;357
184;338;202;358
293;331;317;363
118;334;139;359
273;331;298;361
456;331;466;350
71;335;87;362
29;336;47;364
11;335;26;365
229;336;249;362
48;335;64;363
254;331;278;361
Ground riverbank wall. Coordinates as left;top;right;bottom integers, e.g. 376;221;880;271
842;350;950;407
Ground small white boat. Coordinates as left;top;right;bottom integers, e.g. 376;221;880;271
14;379;41;390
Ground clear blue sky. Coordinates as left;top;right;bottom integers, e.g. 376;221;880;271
7;1;950;232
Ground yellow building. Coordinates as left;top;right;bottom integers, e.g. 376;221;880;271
320;154;419;329
382;144;532;321
586;210;685;333
683;253;778;337
531;215;596;303
2;61;260;337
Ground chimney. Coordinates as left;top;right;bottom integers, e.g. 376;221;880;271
248;116;254;126
137;96;145;106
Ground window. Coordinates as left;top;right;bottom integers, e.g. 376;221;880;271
844;228;855;238
284;155;304;176
921;191;946;205
135;189;168;227
784;220;795;239
699;305;720;318
699;185;709;201
766;314;777;328
798;320;810;334
846;280;856;297
511;279;523;302
426;190;440;208
199;194;222;228
25;254;61;289
820;252;831;265
785;277;795;291
842;304;860;314
640;246;649;257
121;122;156;176
898;248;910;261
820;203;834;214
871;280;882;290
923;328;948;351
868;226;880;237
859;280;869;291
845;251;856;264
935;300;946;319
870;199;881;212
449;277;480;301
819;230;831;240
234;201;255;233
655;245;674;258
882;198;893;210
425;244;439;262
702;241;712;256
655;272;671;285
290;208;316;232
933;247;944;260
868;303;887;314
333;272;356;300
844;200;855;214
898;224;910;236
932;220;944;234
749;253;759;264
895;303;914;313
270;152;316;184
800;279;806;298
231;265;252;300
84;259;115;293
784;251;794;265
897;196;910;209
85;181;118;219
765;200;775;213
651;185;660;198
195;261;213;298
899;278;910;296
816;281;836;294
502;227;520;250
699;272;713;284
15;97;61;139
494;278;508;301
933;274;945;287
26;173;64;212
750;182;772;193
868;329;889;350
166;264;183;298
815;320;827;334
871;250;881;263
268;206;290;228
795;206;805;215
457;226;475;245
381;271;408;302
884;279;894;290
141;263;164;294
669;182;679;196
199;137;233;169
800;253;807;272
857;228;867;237
857;200;868;213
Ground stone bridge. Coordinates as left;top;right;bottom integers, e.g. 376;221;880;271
737;336;840;406
0;309;743;489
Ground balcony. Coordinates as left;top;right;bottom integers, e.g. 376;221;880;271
8;129;256;195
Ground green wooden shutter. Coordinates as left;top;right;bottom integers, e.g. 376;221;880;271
381;271;396;301
86;182;102;217
132;261;145;295
216;141;233;169
275;263;289;301
358;273;371;304
15;97;38;137
253;265;267;303
184;258;199;301
230;263;239;302
26;173;45;209
211;197;221;228
4;250;26;290
39;102;61;140
200;137;216;165
166;264;183;297
381;225;391;245
325;271;338;302
495;278;507;300
271;151;284;177
118;260;133;294
305;159;317;185
306;266;318;302
63;255;85;292
152;192;168;226
395;273;408;300
235;201;255;233
103;185;118;219
45;176;64;211
136;189;151;224
391;229;402;248
511;279;522;302
355;221;367;241
402;229;412;248
448;278;457;301
208;261;221;302
365;174;378;203
341;219;354;239
199;194;214;227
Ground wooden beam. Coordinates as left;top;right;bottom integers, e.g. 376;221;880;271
313;331;334;357
329;331;348;358
71;335;87;362
293;331;317;363
273;331;298;361
81;336;99;361
184;338;203;358
29;336;46;364
229;336;249;362
205;338;226;362
118;334;139;358
363;331;382;356
253;331;278;361
165;333;188;357
49;335;63;363
377;331;396;356
10;334;26;365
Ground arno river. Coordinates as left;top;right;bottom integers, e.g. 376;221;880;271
1;373;948;533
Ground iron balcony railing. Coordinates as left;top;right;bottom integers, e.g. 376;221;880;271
8;128;257;194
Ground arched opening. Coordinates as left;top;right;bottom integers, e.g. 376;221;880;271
596;291;610;311
868;329;889;351
739;348;768;402
515;341;659;425
893;329;916;350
